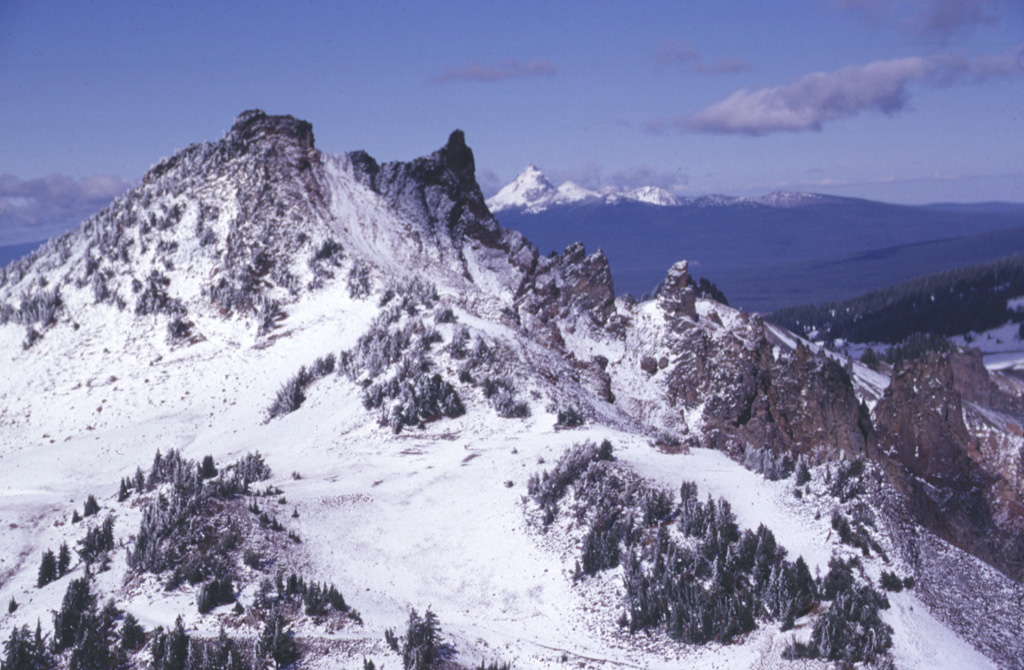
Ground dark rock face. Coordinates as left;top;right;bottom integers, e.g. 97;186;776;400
876;353;975;480
557;243;616;326
874;351;1024;579
657;260;697;323
661;316;870;461
229;110;315;151
365;129;501;250
761;343;873;460
950;347;1024;414
509;242;618;354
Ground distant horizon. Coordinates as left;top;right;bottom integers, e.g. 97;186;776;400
2;1;1021;245
485;162;1024;206
1;152;1023;251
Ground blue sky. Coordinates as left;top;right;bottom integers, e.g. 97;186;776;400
0;0;1021;244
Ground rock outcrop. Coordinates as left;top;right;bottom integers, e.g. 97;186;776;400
657;260;697;323
873;351;1024;579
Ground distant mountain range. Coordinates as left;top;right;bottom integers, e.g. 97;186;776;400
489;167;1024;312
488;164;837;214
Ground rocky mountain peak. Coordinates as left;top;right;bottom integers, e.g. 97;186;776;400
657;260;697;321
228;109;315;150
439;129;473;183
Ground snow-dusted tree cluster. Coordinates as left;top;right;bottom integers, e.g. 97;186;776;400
528;441;894;664
3;449;370;670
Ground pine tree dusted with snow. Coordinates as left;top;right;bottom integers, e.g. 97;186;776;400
82;494;100;518
119;612;146;652
257;609;299;669
1;623;51;670
52;577;95;652
525;448;880;653
151;616;190;670
266;355;336;419
127;450;271;575
36;549;57;588
402;607;441;670
196;575;235;614
78;515;115;566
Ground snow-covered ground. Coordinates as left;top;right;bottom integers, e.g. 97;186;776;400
0;277;997;669
0;116;1010;668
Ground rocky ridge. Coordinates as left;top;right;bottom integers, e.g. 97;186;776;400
1;111;1023;668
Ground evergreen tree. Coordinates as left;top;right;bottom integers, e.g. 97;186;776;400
83;494;100;517
880;570;905;592
792;556;817;615
581;524;619;575
794;458;811;487
205;627;246;670
752;524;778;588
78;515;116;565
199;455;218;479
36;550;57;588
258;610;299;668
57;542;71;577
151;616;190;670
68;611;110;670
1;623;50;670
821;556;855;601
402;607;441;670
860;347;880;368
117;477;131;502
120;612;146;651
197;576;235;614
53;577;95;652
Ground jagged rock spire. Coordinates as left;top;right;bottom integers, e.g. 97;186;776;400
229;109;315;150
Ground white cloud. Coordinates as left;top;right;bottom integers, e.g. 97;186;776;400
838;0;1010;39
650;51;1018;136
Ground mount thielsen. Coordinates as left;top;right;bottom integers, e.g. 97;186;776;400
1;110;1023;670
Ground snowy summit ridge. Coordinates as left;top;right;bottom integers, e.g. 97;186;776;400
0;110;1022;670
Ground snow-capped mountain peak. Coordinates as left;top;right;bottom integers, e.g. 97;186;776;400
620;185;680;206
486;164;559;213
488;167;682;214
487;168;845;215
554;180;600;204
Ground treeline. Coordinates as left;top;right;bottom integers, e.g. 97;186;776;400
768;255;1024;344
5;449;362;670
529;441;893;665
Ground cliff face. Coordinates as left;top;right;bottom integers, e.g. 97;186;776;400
873;351;1024;579
647;261;871;462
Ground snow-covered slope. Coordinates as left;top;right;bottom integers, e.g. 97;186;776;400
1;111;1021;670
